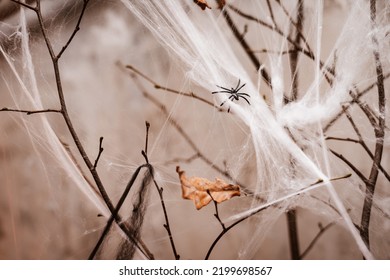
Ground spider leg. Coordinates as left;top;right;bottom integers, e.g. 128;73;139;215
230;94;239;101
233;79;241;92
216;85;232;91
212;90;233;94
220;99;229;107
239;96;251;105
237;92;250;97
236;83;246;93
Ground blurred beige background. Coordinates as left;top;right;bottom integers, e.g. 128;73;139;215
0;0;389;259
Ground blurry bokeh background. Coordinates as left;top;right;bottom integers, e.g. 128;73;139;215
0;0;389;259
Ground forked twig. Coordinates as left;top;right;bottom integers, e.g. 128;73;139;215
163;153;201;165
323;73;390;132
329;149;368;184
228;3;334;85
216;0;272;88
93;137;104;170
125;64;222;111
207;190;226;231
326;136;360;144
205;174;351;259
0;107;61;115
326;107;390;182
126;68;252;196
88;164;149;260
284;0;304;259
11;0;153;259
360;0;386;249
300;221;336;259
141;122;180;259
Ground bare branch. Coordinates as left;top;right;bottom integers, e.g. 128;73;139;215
127;70;252;193
287;0;303;103
152;172;180;260
323;72;390;132
228;4;311;60
343;109;390;182
326;136;360;144
227;3;334;85
300;221;336;259
205;174;351;259
125;64;222;111
217;1;272;88
144;121;150;157
10;0;36;11
265;0;276;27
163;153;200;165
16;0;153;259
252;49;297;55
93;137;104;170
88;164;150;260
286;209;300;259
360;0;386;249
0;107;61;115
207;190;226;231
329;149;368;184
141;122;180;259
57;0;90;59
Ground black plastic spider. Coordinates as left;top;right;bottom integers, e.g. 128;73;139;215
212;79;250;112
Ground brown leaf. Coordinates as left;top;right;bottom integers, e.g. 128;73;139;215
193;0;211;10
176;166;240;210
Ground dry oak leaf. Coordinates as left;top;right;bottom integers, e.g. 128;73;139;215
193;0;211;10
176;166;240;210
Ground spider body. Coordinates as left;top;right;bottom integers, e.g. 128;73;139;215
212;79;250;112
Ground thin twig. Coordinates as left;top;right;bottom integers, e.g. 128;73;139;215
36;1;138;255
205;174;351;259
93;137;104;170
228;4;310;60
325;136;360;144
287;0;303;103
163;153;200;165
300;221;336;259
217;0;272;88
57;0;90;60
329;149;368;184
360;0;386;249
152;174;180;260
349;91;380;130
309;195;364;231
265;0;277;28
60;139;100;196
274;0;315;65
144;121;150;156
10;0;35;11
323;72;390;132
12;0;153;259
142;122;180;260
0;107;61;115
88;164;149;260
125;64;222;111
284;0;304;259
252;49;297;55
207;190;226;231
127;70;252;196
274;0;336;79
286;209;300;259
116;165;153;260
228;3;334;85
343;109;390;182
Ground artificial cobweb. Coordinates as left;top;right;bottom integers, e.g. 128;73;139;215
0;0;389;260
